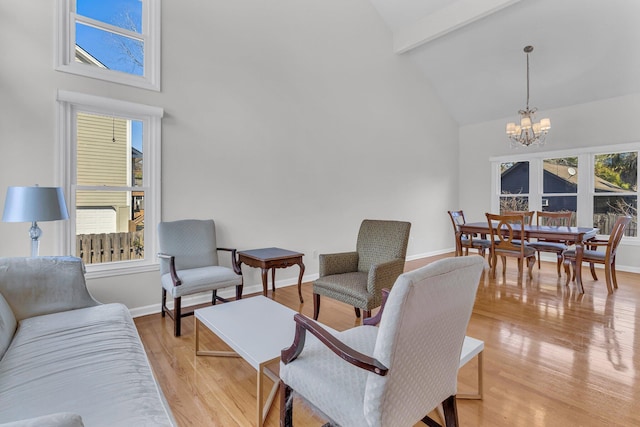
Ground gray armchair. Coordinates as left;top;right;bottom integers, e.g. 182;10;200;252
158;219;243;336
313;219;411;320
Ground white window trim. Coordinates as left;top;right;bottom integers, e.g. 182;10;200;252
57;90;164;278
491;142;640;245
55;0;161;91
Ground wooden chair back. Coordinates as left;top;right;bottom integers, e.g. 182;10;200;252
606;216;632;258
486;213;527;256
502;210;534;225
536;211;572;227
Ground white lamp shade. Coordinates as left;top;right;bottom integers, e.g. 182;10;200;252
520;116;532;129
540;118;551;131
2;186;69;223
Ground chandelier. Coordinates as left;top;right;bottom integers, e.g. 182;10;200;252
506;45;550;148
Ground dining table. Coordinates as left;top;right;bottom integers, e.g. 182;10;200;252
459;222;598;293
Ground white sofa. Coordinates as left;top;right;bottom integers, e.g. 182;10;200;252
0;257;176;427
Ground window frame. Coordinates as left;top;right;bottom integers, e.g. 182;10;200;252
491;142;639;243
57;90;163;278
55;0;161;91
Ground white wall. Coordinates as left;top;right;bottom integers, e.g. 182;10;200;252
459;93;640;271
0;0;459;311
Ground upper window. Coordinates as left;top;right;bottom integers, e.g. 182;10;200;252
58;91;163;278
56;0;161;91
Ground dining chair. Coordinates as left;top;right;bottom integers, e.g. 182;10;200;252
486;212;537;279
280;256;485;427
158;219;243;336
527;211;573;276
448;210;492;260
563;216;631;294
501;210;535;245
312;219;411;321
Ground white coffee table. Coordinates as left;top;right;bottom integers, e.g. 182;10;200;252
194;296;302;427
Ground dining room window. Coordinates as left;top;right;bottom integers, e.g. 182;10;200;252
593;152;637;236
499;161;529;212
491;144;639;239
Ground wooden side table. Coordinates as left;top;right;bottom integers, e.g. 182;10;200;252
238;247;305;303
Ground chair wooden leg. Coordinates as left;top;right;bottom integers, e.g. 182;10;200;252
313;293;320;320
527;256;535;279
604;264;614;294
212;290;217;305
441;395;459;427
501;256;506;275
363;310;371;319
354;307;361;318
537;250;542;269
280;382;292;427
563;259;572;285
161;288;166;318
590;262;598;280
556;254;563;277
236;283;243;300
611;259;619;289
174;296;182;337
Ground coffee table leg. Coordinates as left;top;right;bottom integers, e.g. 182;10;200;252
257;360;280;426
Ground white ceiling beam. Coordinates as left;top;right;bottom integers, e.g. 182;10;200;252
393;0;523;54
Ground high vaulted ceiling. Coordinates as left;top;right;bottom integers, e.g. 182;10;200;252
369;0;640;125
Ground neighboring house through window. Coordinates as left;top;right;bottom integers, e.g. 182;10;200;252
56;0;161;91
57;90;163;278
492;144;638;238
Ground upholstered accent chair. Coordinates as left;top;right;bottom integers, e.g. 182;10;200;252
280;256;485;427
312;219;411;320
486;212;537;279
563;216;631;294
158;219;243;336
448;210;492;260
527;210;573;276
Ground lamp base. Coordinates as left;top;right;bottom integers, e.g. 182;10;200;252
29;221;41;257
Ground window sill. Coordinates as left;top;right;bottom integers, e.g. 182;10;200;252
84;260;159;279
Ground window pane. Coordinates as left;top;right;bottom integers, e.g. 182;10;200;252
501;161;529;194
75;22;144;76
77;113;143;187
76;0;142;34
500;196;528;213
76;190;145;264
593;195;637;236
542;196;577;214
594;152;637;193
543;157;578;194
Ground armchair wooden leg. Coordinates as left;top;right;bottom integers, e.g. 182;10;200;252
174;296;182;337
441;395;459;427
313;293;321;320
161;288;167;318
556;254;563;277
354;307;361;318
236;283;243;300
280;382;292;427
611;259;619;289
590;262;598;280
212;290;217;305
363;310;371;319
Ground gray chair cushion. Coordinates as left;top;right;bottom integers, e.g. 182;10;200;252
161;266;242;298
528;241;568;252
563;249;606;262
313;272;370;308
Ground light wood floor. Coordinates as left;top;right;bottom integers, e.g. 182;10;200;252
135;253;640;426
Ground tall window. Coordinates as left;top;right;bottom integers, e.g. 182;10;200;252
500;161;529;212
542;157;578;225
58;91;163;277
593;152;637;236
56;0;161;91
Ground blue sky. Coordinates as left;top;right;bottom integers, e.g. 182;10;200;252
76;0;144;151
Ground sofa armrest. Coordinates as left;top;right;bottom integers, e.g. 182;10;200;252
0;413;84;427
0;257;99;322
318;251;358;277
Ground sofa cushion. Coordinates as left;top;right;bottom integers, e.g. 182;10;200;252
0;303;174;426
0;412;84;427
0;293;17;360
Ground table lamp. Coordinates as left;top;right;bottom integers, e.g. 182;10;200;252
2;186;69;257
